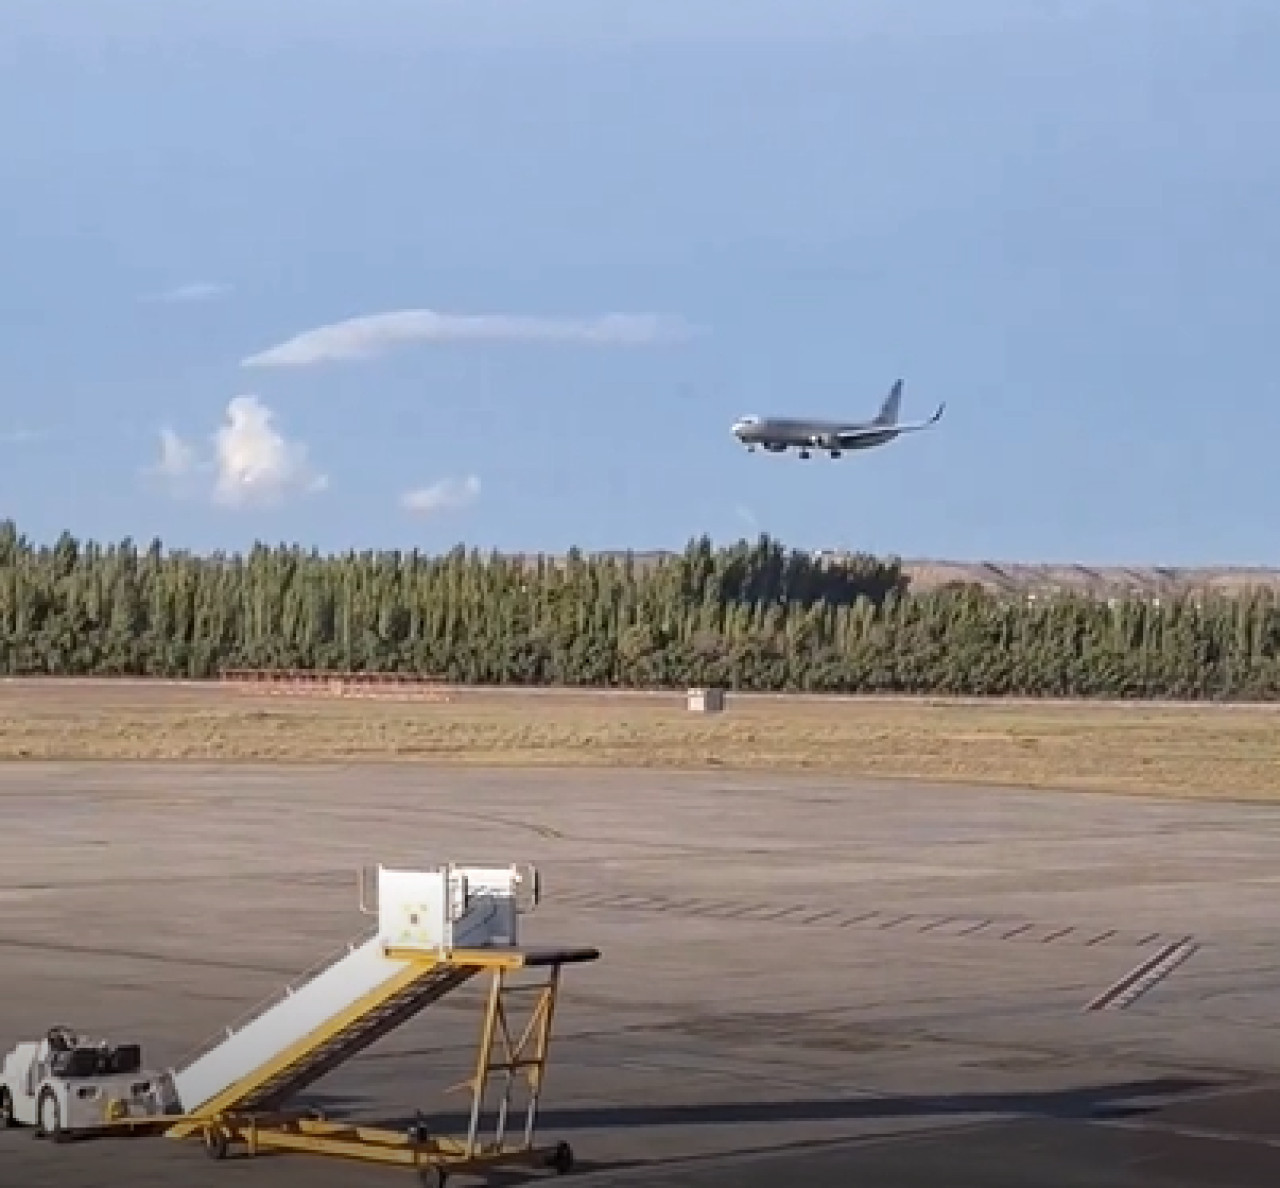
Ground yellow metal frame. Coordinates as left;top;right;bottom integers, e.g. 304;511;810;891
458;960;561;1160
173;946;597;1181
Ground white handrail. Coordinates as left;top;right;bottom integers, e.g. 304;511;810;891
357;865;378;916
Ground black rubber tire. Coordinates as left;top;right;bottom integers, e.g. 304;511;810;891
417;1165;447;1188
551;1141;575;1174
37;1088;66;1143
0;1087;16;1128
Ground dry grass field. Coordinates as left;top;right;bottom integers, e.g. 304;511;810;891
0;678;1277;799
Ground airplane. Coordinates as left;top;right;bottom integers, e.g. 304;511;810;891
731;380;945;459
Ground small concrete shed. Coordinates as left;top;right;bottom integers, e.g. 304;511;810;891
686;686;726;713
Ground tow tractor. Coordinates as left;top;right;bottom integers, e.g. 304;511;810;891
1;1027;180;1139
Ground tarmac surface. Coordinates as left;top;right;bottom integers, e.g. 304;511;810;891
3;763;1280;1186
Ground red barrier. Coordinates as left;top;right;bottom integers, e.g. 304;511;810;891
218;669;452;701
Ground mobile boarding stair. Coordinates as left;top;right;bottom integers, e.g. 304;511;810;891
4;862;599;1186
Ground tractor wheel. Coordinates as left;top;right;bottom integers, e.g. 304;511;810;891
417;1164;447;1188
551;1141;575;1174
37;1089;67;1142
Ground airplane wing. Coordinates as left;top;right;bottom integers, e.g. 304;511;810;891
816;403;946;443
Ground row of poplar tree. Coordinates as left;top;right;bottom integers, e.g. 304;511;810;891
0;521;1277;698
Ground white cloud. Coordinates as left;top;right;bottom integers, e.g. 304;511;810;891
144;396;326;509
241;309;695;369
142;427;201;500
212;395;328;508
154;428;195;477
401;475;481;517
146;282;232;304
0;428;43;445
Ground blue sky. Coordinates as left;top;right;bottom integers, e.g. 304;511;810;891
2;0;1278;566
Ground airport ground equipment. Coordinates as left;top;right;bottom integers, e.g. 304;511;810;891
0;1027;180;1137
7;861;599;1185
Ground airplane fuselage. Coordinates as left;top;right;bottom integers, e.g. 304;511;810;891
732;417;898;457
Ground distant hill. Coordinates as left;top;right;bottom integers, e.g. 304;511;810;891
894;559;1280;598
515;549;1280;599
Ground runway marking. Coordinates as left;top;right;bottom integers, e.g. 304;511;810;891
553;889;1183;954
1084;938;1201;1011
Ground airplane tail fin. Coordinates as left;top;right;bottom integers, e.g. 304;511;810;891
874;379;903;426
